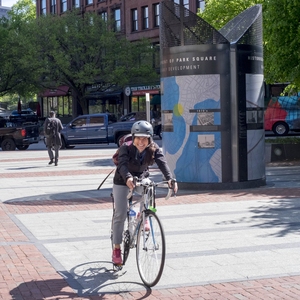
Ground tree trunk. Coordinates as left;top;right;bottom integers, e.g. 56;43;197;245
72;89;89;115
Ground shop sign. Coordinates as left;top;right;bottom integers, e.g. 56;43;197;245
131;84;160;96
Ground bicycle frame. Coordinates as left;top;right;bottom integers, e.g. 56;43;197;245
127;182;155;248
111;176;175;286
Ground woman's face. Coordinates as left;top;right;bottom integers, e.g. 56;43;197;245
134;136;149;152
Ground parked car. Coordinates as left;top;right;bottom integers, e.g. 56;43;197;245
0;108;10;118
10;108;35;116
9;108;38;124
265;95;300;135
0;121;40;150
60;113;135;148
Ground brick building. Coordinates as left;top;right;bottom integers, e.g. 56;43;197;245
36;0;205;120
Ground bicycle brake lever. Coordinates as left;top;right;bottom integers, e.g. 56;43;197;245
127;190;133;199
127;176;138;199
165;179;177;200
165;188;173;200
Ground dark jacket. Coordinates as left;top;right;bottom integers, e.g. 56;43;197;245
44;117;63;148
113;142;173;186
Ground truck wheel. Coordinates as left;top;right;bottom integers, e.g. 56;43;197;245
61;138;66;149
272;122;289;136
1;138;16;151
117;133;130;147
116;135;123;147
16;145;29;150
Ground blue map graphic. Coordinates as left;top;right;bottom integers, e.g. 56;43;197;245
162;76;221;183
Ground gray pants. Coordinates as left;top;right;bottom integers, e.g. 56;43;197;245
112;184;130;245
47;145;60;161
112;184;144;245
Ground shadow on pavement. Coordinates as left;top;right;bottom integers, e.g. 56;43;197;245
85;158;115;167
248;198;300;237
3;188;113;205
9;278;83;300
9;261;152;299
66;261;151;296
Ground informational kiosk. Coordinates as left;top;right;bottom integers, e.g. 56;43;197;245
160;2;264;189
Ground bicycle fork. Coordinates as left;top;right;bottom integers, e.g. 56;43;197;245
141;213;160;252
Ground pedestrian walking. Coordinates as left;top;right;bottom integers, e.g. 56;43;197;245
44;111;63;166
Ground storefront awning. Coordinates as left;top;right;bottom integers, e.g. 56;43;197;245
39;86;70;97
151;95;161;105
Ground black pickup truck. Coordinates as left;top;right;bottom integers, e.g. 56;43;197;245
0;118;40;151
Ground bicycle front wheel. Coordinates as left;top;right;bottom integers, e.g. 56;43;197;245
136;210;166;287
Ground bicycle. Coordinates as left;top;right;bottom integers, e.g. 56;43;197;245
110;175;176;287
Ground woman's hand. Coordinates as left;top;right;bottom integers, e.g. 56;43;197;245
126;177;135;190
168;179;178;194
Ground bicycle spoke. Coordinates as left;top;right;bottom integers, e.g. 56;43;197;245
136;211;165;287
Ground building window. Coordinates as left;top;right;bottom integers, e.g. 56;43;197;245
61;0;67;12
42;95;72;119
131;96;146;112
100;11;107;21
73;0;80;8
173;0;189;16
40;0;46;15
113;8;121;32
153;3;159;27
86;0;92;5
132;8;138;32
173;0;189;8
142;6;149;30
50;0;56;14
183;0;189;9
196;0;205;12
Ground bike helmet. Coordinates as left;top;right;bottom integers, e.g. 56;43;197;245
131;120;153;139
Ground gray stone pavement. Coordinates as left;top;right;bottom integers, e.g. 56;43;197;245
2;140;300;299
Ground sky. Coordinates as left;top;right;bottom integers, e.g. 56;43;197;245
2;0;18;7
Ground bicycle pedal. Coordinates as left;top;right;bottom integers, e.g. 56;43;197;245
113;264;123;271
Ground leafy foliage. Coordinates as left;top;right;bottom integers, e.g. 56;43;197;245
200;0;300;90
33;11;158;114
263;0;300;88
0;9;158;114
0;0;38;101
265;137;300;144
200;0;260;30
8;0;36;24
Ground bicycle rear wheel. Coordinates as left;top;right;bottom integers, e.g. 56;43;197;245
136;210;166;287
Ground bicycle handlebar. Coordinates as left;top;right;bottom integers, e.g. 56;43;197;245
126;176;176;200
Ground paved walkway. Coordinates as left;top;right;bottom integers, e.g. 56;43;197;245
1;141;300;299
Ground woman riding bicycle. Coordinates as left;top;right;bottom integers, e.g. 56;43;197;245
112;120;178;265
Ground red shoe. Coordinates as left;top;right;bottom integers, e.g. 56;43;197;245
112;248;122;265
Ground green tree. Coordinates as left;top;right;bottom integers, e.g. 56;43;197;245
31;11;158;114
0;8;157;114
263;0;300;88
200;0;260;30
0;0;37;103
8;0;36;24
200;0;300;90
